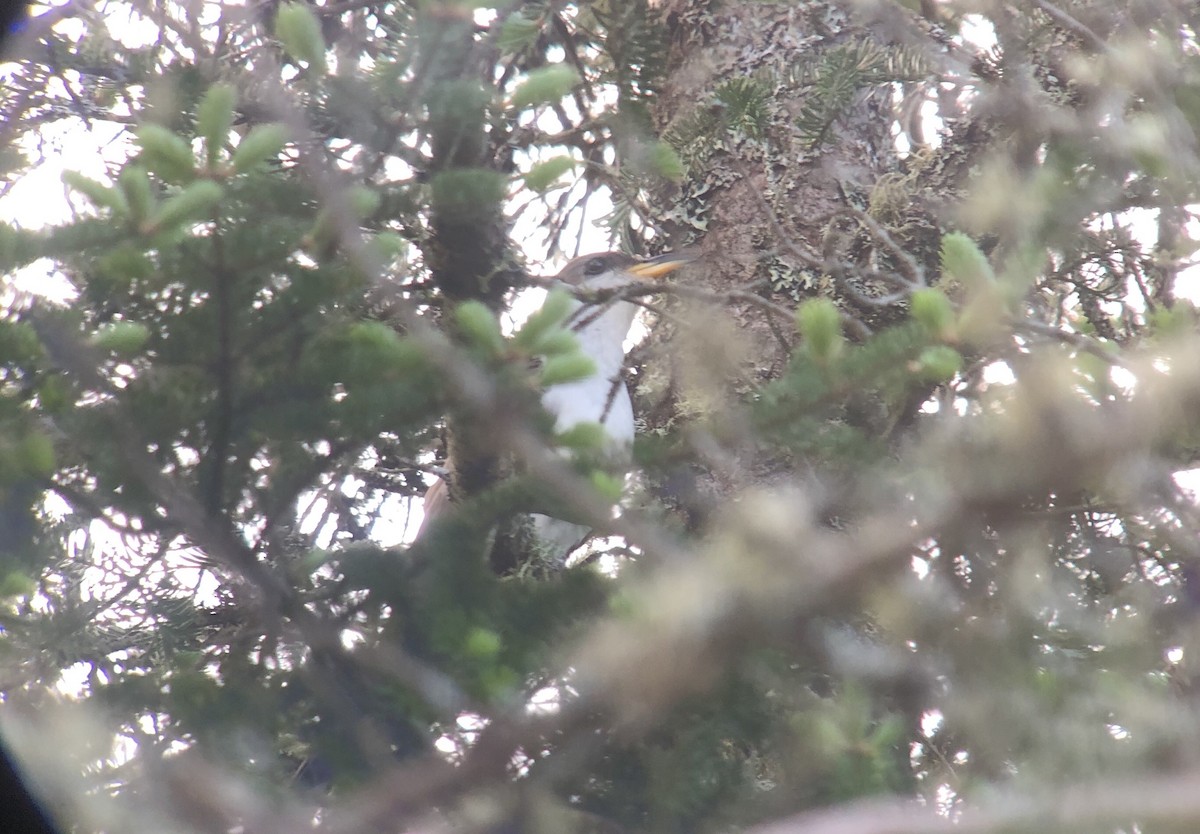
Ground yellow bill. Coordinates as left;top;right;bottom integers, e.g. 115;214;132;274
626;247;702;280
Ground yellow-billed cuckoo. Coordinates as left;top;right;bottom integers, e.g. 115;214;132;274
420;248;699;568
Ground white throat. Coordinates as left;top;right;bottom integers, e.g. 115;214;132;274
564;296;639;383
540;285;640;443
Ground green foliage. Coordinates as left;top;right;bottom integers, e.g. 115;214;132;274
667;74;775;159
531;328;581;356
589;0;668;106
1148;302;1198;338
513;289;574;350
304;184;381;251
117;165;154;222
555;421;607;450
939;231;994;286
538;353;597;386
146;179;223;232
454;300;507;358
792;40;928;149
231;124;290;173
569;670;783;832
715;75;774;139
134;123;197;183
510;65;580;110
796;297;845;361
274;2;327;74
429;168;507;223
0;430;56;481
195;82;237;167
523;155;577;192
588;469;623;502
646;140;685;181
791;685;910;803
426;79;490;160
754;320;943;468
90;321;150;356
497;10;543;54
914;344;962;381
9;3;1200;834
62;171;129;215
909;287;955;337
0;225;42;273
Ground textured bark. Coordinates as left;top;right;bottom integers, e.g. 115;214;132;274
417;8;523;507
641;0;899;383
631;1;913;519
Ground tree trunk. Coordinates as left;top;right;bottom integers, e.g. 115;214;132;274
634;0;912;523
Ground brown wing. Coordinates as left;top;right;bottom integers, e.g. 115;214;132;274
416;477;451;539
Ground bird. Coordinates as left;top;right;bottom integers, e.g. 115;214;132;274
419;248;700;570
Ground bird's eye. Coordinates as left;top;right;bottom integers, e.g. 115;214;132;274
583;257;607;276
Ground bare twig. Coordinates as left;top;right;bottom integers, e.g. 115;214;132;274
1026;0;1108;52
834;202;926;288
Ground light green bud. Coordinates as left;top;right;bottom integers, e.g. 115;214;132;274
796;297;844;361
275;2;327;74
940;232;994;286
135;123;196;183
539;353;597;386
909;287;955;337
231;123;289;173
147;180;223;232
523;156;576;192
62;171;128;215
915;345;962;381
510;65;579;110
454;301;506;358
196;83;237;167
91;321;151;356
514;289;573;350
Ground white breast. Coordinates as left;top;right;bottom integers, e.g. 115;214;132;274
530;297;639;566
541;296;639;446
540;374;635;450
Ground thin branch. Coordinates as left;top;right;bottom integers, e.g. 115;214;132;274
1027;0;1108;52
834;202;926;288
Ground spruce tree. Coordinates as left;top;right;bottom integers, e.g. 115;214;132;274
4;2;1200;833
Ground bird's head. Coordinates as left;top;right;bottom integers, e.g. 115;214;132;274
554;248;701;293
